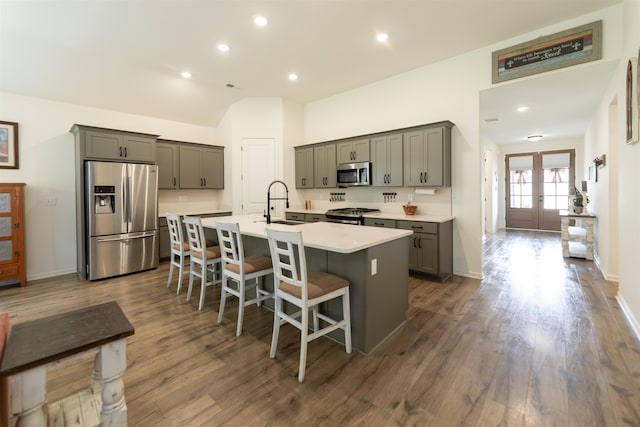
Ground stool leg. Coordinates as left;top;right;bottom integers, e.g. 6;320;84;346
298;308;309;383
343;290;352;354
218;276;228;324
236;278;245;336
270;296;282;358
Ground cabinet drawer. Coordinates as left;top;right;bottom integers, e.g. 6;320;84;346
286;212;305;221
305;213;327;222
396;220;438;234
363;218;396;228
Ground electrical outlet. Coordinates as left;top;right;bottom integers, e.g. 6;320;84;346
46;196;57;206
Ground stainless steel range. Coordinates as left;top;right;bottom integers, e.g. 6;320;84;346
325;207;381;225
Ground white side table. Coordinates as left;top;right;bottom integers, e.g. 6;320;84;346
560;210;596;260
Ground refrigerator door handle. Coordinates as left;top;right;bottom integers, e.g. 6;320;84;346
97;232;156;243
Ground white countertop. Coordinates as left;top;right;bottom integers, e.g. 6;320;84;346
201;214;412;254
158;206;232;217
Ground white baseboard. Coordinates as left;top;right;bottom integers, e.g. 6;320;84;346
616;294;640;344
453;270;483;280
594;254;619;282
27;268;77;282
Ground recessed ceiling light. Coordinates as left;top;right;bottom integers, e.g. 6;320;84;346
254;16;268;27
376;33;389;42
217;43;230;53
288;73;298;81
180;71;191;79
517;106;529;112
527;135;543;142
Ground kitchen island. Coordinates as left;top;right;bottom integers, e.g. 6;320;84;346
201;215;412;354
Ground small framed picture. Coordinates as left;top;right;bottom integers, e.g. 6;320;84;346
588;162;597;182
0;121;19;169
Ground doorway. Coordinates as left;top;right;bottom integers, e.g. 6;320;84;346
505;149;575;231
241;138;275;216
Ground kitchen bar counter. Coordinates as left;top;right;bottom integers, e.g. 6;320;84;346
201;215;412;253
202;215;411;354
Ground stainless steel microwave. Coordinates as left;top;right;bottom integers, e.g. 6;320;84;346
337;161;372;187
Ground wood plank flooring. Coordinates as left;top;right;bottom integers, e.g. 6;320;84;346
1;229;639;426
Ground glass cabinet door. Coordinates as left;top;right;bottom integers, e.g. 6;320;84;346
0;191;15;262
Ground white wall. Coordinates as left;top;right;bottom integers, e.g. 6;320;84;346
614;0;640;337
0;91;216;280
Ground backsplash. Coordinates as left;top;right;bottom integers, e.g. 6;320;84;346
292;186;452;216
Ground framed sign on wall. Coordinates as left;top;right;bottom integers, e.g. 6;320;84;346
492;21;602;84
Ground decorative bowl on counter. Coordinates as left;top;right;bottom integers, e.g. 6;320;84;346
402;204;417;215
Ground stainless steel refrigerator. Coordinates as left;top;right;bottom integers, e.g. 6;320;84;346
85;161;158;280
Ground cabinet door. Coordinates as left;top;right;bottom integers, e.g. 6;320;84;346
417;233;438;274
123;135;156;162
0;185;25;286
336;141;354;164
202;148;224;189
157;143;179;189
371;136;389;186
84;130;123;160
295;148;314;188
425;127;444;186
179;145;204;188
159;225;170;260
403;130;426;186
407;235;419;271
313;144;336;188
353;138;370;162
387;133;403;186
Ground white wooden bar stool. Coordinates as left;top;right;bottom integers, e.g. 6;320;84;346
265;227;352;383
166;213;190;294
183;216;222;311
216;221;274;336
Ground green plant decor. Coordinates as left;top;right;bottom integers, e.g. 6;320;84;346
573;187;584;210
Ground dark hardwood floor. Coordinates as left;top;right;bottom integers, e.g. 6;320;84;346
1;229;639;426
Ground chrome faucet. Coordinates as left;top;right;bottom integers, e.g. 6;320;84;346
265;180;289;224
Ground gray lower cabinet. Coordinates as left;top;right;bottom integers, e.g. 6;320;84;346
337;138;370;163
371;133;403;186
72;125;157;163
366;217;453;281
295;147;314;188
157;141;179;189
403;123;453;187
314;144;336;188
179;145;224;189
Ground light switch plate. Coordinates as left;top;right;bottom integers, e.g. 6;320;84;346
371;258;377;275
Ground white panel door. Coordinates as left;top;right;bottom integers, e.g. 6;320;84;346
242;138;275;215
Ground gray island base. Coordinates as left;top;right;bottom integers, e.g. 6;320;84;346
202;216;411;354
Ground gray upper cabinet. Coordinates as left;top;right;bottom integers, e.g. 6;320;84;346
72;125;157;163
295;147;314;188
156;141;179;189
313;144;337;188
403;123;452;187
179;144;224;189
337;138;370;163
371;133;403;186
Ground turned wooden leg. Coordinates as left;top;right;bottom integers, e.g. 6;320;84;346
98;339;128;427
11;367;46;427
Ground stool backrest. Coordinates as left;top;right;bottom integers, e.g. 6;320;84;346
266;228;308;301
216;221;244;270
183;216;207;260
166;213;185;251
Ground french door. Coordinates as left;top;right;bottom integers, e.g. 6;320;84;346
505;149;575;231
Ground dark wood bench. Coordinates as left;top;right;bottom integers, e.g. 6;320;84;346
0;302;134;426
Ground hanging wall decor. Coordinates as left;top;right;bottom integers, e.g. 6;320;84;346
0;121;19;169
626;56;639;144
492;21;602;84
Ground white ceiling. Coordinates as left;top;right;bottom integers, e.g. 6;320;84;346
0;0;622;144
